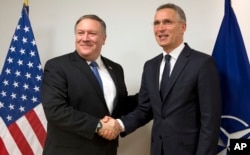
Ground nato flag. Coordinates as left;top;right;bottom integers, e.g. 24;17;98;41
212;0;250;154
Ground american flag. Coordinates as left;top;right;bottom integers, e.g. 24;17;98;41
0;5;47;155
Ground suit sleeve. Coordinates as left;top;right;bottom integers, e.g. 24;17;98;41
196;57;222;155
120;93;139;115
120;64;153;136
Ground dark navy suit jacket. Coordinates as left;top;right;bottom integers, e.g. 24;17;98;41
121;43;221;155
41;51;137;155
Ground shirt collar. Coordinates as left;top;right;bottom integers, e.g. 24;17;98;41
162;42;184;61
87;55;103;67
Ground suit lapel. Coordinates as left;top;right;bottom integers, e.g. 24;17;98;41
153;55;163;101
71;52;106;102
102;57;118;89
148;54;164;114
101;57;119;113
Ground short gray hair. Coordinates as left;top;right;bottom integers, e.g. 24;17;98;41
156;3;186;23
74;14;106;35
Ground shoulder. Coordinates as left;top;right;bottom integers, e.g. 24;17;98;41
101;56;123;70
144;52;162;63
45;52;75;64
144;54;162;67
182;45;218;74
44;52;76;70
183;43;214;62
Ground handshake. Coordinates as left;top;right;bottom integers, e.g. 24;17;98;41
97;116;123;140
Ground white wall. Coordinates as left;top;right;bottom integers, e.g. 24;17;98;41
0;0;249;155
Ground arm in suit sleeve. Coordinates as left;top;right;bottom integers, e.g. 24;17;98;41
120;93;139;115
196;57;222;155
41;59;99;140
120;67;153;136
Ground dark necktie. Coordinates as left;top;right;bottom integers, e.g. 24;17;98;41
160;55;171;100
90;61;103;91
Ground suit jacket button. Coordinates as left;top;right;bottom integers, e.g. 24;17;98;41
159;135;162;139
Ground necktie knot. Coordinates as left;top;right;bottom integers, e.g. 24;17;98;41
90;61;98;68
165;54;171;62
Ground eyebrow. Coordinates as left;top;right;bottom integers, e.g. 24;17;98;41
153;19;173;25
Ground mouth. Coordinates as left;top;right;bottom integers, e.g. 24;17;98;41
158;34;169;39
79;44;93;50
80;43;92;47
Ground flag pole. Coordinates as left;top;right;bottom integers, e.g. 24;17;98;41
24;0;29;15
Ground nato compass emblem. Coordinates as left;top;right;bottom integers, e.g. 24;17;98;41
217;115;250;155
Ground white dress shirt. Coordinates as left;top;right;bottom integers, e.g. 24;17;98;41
159;43;184;88
88;56;117;114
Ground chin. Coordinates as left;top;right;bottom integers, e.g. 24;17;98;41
159;43;168;47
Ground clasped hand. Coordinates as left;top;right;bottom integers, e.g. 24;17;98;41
98;116;122;140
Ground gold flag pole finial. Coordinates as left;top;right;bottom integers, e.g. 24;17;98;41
23;0;29;15
24;0;29;6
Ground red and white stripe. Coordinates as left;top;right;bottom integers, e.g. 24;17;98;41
0;104;47;155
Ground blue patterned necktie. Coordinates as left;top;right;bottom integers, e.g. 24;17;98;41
90;61;103;91
160;55;171;100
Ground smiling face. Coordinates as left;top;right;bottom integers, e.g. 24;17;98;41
75;18;106;61
153;8;186;53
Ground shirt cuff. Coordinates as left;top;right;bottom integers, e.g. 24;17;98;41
116;119;125;132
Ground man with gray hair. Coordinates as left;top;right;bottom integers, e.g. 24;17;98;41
100;3;221;155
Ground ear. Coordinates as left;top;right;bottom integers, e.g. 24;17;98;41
181;22;187;33
102;34;107;45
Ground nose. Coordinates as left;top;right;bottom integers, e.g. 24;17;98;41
155;23;165;32
159;23;167;31
82;34;90;41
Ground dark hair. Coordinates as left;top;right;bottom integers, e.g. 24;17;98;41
74;14;106;35
157;3;186;23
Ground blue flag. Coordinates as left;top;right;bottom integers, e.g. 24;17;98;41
212;0;250;154
0;5;46;154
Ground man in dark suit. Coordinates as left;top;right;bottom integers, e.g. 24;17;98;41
101;3;222;155
41;14;137;155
